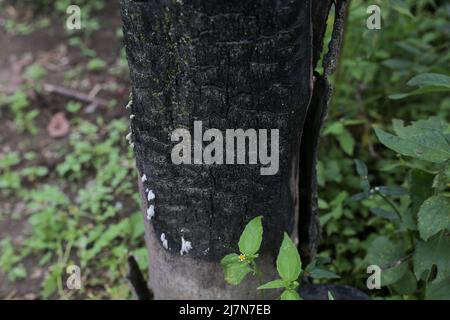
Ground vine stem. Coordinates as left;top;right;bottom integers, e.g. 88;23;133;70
376;191;415;249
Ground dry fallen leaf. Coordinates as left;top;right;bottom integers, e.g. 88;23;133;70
47;112;70;138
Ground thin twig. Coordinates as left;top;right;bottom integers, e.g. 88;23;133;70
381;253;413;271
43;83;108;107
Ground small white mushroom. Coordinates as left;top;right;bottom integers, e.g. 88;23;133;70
126;132;132;141
180;236;192;256
130;142;135;149
147;190;155;201
141;174;147;183
146;205;155;220
160;233;168;249
130;114;135;119
125;100;132;109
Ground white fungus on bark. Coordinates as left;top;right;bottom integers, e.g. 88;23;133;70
125;100;132;109
160;233;168;250
147;190;155;201
146;205;155;220
141;174;147;183
130;114;135;119
126;132;132;141
180;237;192;256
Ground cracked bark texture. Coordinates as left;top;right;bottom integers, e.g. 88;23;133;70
120;0;345;299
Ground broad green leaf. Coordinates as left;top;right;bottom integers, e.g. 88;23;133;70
366;236;407;286
337;129;355;156
346;192;368;203
238;216;263;256
413;235;450;283
354;159;368;178
323;122;344;135
409;169;434;215
407;73;450;88
308;268;341;280
381;58;412;70
376;186;408;197
276;233;302;282
390;73;450;100
221;253;240;266
391;0;414;18
257;279;286;290
370;208;398;220
374;127;450;163
392;118;446;138
418;196;450;241
280;289;301;300
391;270;417;295
425;277;450;300
221;254;252;285
389;86;450;100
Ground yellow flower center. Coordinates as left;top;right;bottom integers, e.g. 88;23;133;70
239;254;246;261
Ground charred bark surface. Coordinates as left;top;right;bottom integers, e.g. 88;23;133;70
120;0;346;299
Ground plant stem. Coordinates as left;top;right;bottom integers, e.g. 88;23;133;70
377;191;415;249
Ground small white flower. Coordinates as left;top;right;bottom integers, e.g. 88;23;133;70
160;233;168;250
146;205;155;220
180;236;192;256
147;190;155;201
141;174;147;183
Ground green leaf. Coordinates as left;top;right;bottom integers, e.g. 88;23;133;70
354;159;368;178
418;196;450;241
374;127;450;163
370;208;398;220
276;233;302;282
221;254;252;285
366;236;408;286
407;73;450;88
391;270;417;295
308;268;341;280
376;186;408;197
389;86;450;100
337;129;355;156
390;74;450;99
280;289;301;300
346;192;368;203
257;279;286;290
238;216;263;256
413;235;450;282
391;0;414;18
409;169;435;215
327;291;335;300
221;253;240;266
426;277;450;300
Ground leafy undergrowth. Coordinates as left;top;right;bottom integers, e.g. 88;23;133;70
315;0;450;299
0;1;147;299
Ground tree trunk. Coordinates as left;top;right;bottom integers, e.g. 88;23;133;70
120;0;346;299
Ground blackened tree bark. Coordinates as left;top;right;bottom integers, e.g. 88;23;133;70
120;0;347;299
